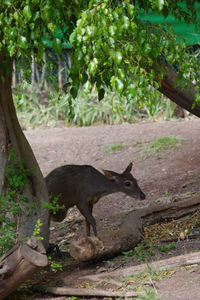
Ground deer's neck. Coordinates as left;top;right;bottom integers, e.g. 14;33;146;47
93;177;119;201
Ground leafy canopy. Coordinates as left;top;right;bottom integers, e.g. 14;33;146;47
0;0;199;102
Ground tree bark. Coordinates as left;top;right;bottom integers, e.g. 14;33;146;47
0;236;48;300
0;50;49;246
158;64;200;117
139;194;200;226
0;105;7;194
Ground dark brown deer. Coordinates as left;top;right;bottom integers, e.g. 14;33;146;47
45;163;145;236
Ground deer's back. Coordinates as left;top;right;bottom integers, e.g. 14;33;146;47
45;165;107;209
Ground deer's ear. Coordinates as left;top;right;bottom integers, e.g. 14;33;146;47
124;162;133;174
102;169;118;182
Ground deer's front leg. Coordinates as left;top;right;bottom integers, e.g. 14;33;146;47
77;201;97;236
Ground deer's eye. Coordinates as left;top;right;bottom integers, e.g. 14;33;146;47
124;181;132;187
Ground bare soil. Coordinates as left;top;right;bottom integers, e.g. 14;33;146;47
14;119;200;299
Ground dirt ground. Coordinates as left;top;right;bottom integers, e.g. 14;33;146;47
17;118;200;299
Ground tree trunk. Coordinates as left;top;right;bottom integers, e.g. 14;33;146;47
0;50;49;246
158;64;200;117
0;236;48;300
0;105;7;194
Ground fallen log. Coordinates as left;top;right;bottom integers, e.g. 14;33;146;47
35;285;141;298
69;193;200;262
36;251;200;298
140;193;200;225
81;250;200;282
0;236;48;300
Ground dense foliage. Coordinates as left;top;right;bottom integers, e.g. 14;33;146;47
69;0;200;103
0;0;199;104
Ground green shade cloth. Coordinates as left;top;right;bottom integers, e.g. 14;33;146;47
139;2;200;45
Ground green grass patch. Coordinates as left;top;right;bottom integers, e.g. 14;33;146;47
191;249;199;253
143;136;183;157
135;288;159;300
122;266;175;298
122;242;156;262
105;143;124;153
158;242;176;253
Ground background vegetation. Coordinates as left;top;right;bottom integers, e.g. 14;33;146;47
13;80;180;129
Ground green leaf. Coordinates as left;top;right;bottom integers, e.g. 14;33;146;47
86;26;95;37
157;0;165;11
23;5;32;21
144;43;151;55
127;4;135;17
88;58;98;75
18;36;28;49
110;75;117;88
109;25;116;36
122;16;130;29
114;51;122;64
8;44;15;56
13;12;19;20
118;68;125;80
115;78;124;94
127;83;136;97
83;80;91;93
69;32;76;44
